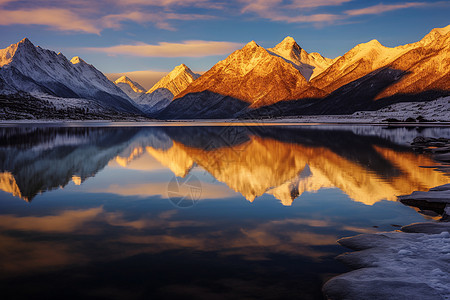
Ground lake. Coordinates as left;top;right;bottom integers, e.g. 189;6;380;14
0;123;448;299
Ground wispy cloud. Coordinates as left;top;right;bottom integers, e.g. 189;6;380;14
345;2;426;16
114;0;224;9
0;8;101;33
0;0;220;33
240;0;347;25
0;0;443;33
85;40;243;57
101;11;214;31
287;0;353;9
240;0;436;25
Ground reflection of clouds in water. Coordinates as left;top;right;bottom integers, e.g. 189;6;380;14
0;234;77;275
0;206;341;276
0;207;103;233
91;181;237;200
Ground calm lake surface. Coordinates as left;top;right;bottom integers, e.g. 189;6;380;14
0;124;449;299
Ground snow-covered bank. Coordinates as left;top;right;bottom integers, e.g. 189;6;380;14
399;184;450;222
323;222;450;300
268;96;450;124
324;141;450;299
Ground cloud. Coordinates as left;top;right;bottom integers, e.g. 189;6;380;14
240;0;345;24
0;0;442;33
101;11;215;31
267;13;343;24
0;207;103;233
114;0;223;9
91;181;238;200
240;0;434;25
0;8;101;33
0;0;219;33
345;2;426;16
287;0;352;9
85;40;243;57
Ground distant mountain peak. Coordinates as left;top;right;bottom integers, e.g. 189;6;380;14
174;63;188;70
70;56;86;65
171;63;196;77
146;63;199;96
115;75;131;83
361;39;384;48
244;40;260;49
272;36;303;52
277;36;300;47
114;76;145;94
18;37;33;46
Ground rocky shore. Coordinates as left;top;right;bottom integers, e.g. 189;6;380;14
323;137;450;300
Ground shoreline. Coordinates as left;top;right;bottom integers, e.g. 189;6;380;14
323;139;450;300
0;119;450;127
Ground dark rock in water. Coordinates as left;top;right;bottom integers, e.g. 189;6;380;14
338;233;391;251
430;184;450;191
401;222;450;234
418;209;440;217
398;184;450;219
412;136;428;144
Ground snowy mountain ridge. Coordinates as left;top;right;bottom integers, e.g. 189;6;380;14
0;38;140;114
134;64;200;114
268;36;336;80
114;75;146;100
146;64;199;95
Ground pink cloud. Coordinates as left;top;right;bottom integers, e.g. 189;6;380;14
85;40;243;57
241;0;344;24
345;2;426;16
0;0;220;33
0;8;101;33
101;11;214;31
287;0;353;9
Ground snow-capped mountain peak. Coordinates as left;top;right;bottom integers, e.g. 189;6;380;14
273;36;302;52
113;75;146;101
0;38;34;67
132;63;200;114
268;36;332;80
70;56;87;65
114;76;145;93
146;63;199;95
0;38;140;114
243;40;260;49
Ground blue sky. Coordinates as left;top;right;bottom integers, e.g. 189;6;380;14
0;0;449;77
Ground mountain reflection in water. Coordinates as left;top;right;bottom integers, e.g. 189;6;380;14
0;125;448;299
0;125;448;204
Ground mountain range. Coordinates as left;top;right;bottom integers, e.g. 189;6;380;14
0;25;449;120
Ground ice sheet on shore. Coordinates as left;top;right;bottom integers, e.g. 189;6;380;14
323;222;450;300
398;184;450;203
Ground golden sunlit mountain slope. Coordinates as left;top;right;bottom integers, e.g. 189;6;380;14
140;136;448;206
146;64;199;96
0;172;26;201
174;41;309;108
268;36;336;81
308;25;450;99
160;25;449;119
134;64;200;114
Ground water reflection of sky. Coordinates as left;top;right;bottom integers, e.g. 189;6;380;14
0;125;448;299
